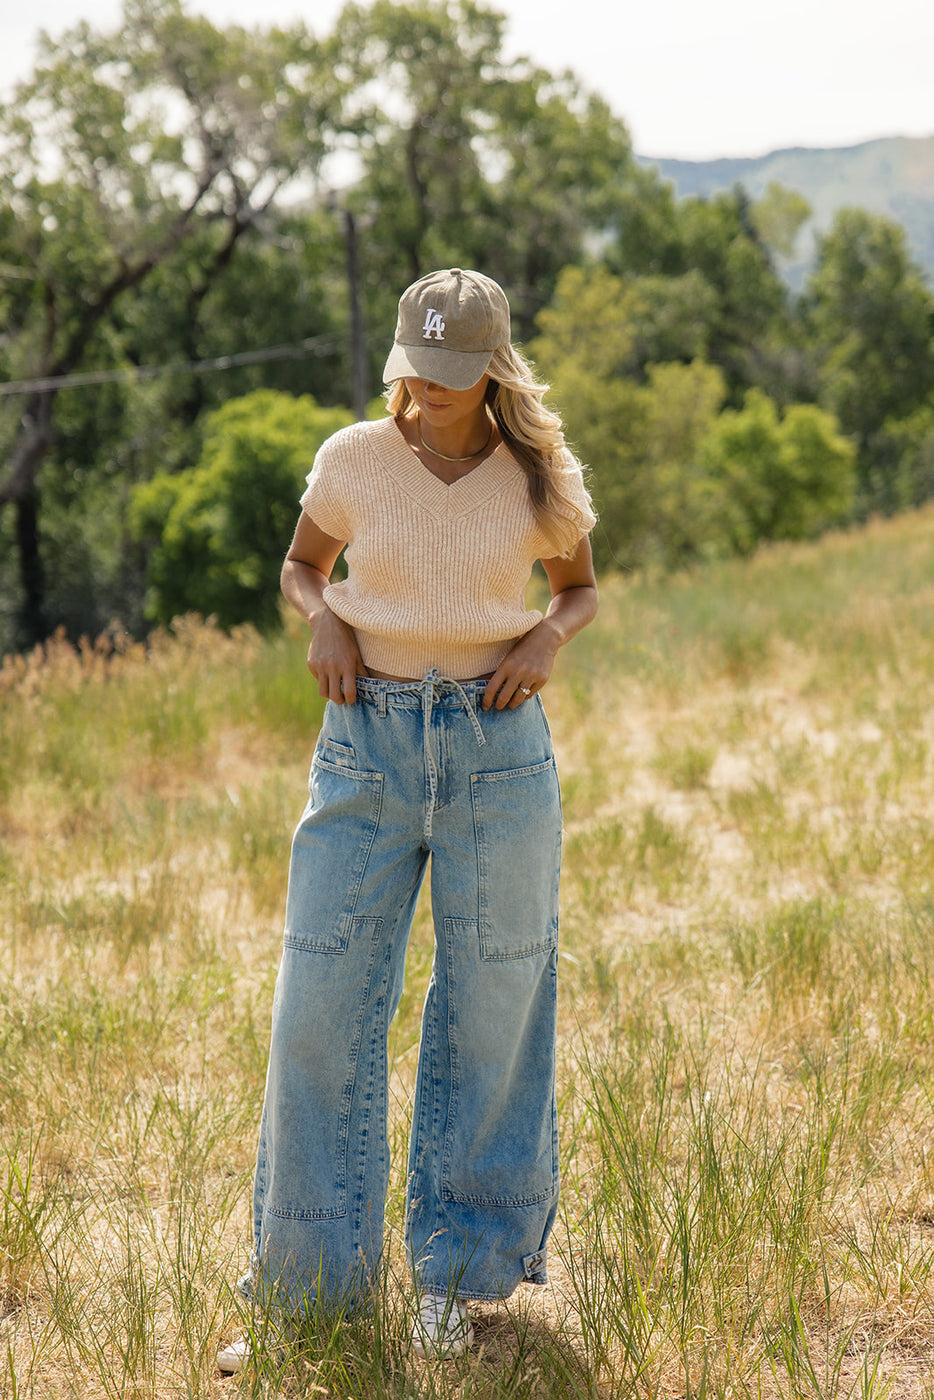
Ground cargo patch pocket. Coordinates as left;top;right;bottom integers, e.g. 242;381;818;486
284;751;383;954
441;920;559;1207
266;918;381;1220
471;757;561;960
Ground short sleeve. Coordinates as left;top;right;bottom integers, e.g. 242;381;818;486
540;450;597;558
299;435;353;541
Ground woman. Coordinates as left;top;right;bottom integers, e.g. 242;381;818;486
218;268;597;1370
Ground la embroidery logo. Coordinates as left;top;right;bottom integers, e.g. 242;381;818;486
422;308;445;340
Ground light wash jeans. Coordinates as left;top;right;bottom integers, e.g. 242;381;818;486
242;671;561;1311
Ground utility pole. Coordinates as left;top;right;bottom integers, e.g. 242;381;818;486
344;209;368;421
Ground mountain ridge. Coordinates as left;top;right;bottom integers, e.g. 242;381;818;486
637;134;934;287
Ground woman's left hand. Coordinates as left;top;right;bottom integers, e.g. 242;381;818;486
481;543;599;712
482;624;559;711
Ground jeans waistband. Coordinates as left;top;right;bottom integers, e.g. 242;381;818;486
354;670;489;712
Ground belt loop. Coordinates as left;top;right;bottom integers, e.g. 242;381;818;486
377;683;388;718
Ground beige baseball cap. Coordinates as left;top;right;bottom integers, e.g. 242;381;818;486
382;268;511;391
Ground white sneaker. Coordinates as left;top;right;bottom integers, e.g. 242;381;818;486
411;1293;474;1358
216;1335;250;1374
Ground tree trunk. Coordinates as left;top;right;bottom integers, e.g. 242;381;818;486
14;486;46;649
1;392;56;649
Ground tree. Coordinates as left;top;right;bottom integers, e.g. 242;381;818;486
697;391;856;554
0;0;349;648
0;0;663;653
750;182;811;260
621;271;720;370
638;359;729;564
332;0;643;339
532;266;732;570
606;185;798;404
481;68;641;336
130;390;352;630
532;265;854;571
804;208;934;507
531;265;650;570
870;404;934;511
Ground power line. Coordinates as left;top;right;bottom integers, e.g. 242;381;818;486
0;329;351;397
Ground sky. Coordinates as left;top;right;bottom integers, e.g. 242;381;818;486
1;0;932;161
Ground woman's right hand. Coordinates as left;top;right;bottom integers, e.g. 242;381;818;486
307;604;366;705
280;512;363;704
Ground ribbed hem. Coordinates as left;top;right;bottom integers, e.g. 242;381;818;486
355;631;530;681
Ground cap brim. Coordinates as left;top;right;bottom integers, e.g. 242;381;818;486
382;341;493;392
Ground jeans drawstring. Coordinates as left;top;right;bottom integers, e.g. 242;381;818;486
420;668;486;839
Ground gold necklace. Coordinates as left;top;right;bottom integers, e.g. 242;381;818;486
416;415;493;463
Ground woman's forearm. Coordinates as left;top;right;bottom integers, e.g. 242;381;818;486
282;554;365;704
281;556;332;627
537;583;599;655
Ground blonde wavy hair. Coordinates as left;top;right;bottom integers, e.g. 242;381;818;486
385;342;591;558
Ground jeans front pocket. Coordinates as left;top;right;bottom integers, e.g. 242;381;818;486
470;757;561;960
285;750;384;954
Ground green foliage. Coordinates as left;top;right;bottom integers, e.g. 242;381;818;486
0;0;352;652
0;0;650;654
872;403;934;511
624;270;720;367
331;0;641;338
532;265;649;569
676;192;792;400
3;0;934;660
608;184;795;402
533;264;728;570
750;181;811;259
635;360;730;564
533;265;855;571
131;390;352;630
805;208;934;498
697;390;856;554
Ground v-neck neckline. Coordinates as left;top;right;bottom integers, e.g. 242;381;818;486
376;416;520;521
401;413;497;484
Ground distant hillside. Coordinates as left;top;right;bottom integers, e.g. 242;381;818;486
639;135;934;289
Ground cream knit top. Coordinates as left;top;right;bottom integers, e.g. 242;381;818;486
300;416;596;680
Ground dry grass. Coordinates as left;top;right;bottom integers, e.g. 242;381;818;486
4;509;934;1397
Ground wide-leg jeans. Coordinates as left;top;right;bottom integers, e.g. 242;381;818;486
243;671;562;1311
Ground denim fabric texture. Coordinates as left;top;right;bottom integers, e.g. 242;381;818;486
243;671;561;1311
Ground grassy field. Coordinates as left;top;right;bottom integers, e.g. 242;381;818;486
4;507;934;1398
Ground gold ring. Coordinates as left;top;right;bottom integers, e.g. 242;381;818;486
519;686;532;695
